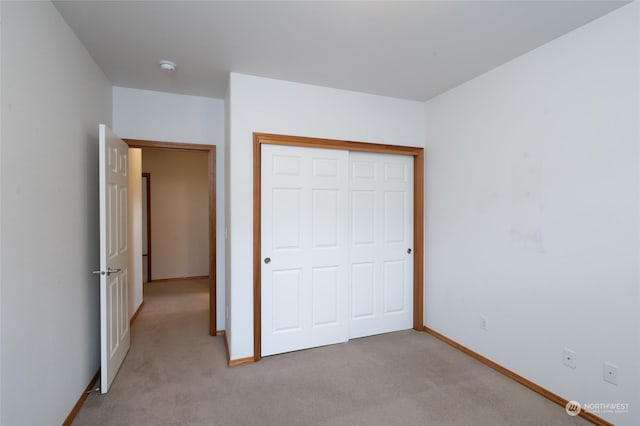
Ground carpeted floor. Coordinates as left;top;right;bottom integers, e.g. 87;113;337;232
73;278;587;425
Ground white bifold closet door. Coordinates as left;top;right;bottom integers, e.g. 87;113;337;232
261;145;413;357
261;144;350;357
349;152;413;339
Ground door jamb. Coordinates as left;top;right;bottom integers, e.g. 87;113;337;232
142;172;152;282
124;139;218;336
253;132;424;361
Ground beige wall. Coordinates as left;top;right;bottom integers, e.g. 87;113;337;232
142;149;209;280
128;149;143;316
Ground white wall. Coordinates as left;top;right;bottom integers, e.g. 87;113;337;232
0;4;4;420
0;3;4;420
227;73;425;359
0;2;112;424
142;149;209;280
224;85;232;345
113;86;226;329
128;148;143;318
423;3;639;425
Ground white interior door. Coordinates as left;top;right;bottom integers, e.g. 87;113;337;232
261;144;349;356
98;124;130;393
349;152;413;339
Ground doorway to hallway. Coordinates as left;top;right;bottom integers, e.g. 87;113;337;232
125;139;218;336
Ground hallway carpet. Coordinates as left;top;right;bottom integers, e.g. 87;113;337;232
73;279;586;425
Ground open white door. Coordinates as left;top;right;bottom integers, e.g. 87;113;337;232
97;124;130;393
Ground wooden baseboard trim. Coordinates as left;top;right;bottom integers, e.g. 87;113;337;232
216;330;225;336
422;327;612;426
229;356;255;367
129;301;144;326
148;275;209;283
62;369;100;426
223;331;255;367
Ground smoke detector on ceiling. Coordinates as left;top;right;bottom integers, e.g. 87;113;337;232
159;60;176;72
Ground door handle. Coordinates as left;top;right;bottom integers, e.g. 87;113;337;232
107;267;121;275
264;257;271;264
407;248;412;254
92;267;121;276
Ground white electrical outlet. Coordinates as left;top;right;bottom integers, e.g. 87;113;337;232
562;348;576;369
603;362;618;385
480;314;488;331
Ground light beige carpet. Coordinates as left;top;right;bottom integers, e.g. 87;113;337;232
73;279;587;426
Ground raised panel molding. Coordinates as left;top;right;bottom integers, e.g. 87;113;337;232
273;269;302;333
272;189;301;250
273;155;301;176
383;260;406;314
312;266;340;327
312;190;339;248
313;158;339;177
351;262;375;319
384;191;406;244
351;190;376;246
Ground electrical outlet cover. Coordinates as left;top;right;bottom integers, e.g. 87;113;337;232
480;315;488;331
604;362;618;385
562;348;576;369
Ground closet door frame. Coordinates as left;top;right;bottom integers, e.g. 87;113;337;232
253;132;424;362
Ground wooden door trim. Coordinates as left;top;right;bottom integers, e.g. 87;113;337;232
124;139;218;336
253;132;424;361
142;172;152;281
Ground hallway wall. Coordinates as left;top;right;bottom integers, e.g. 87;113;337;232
113;86;225;329
142;148;209;280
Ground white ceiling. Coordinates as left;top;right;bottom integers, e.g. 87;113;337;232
54;1;628;101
